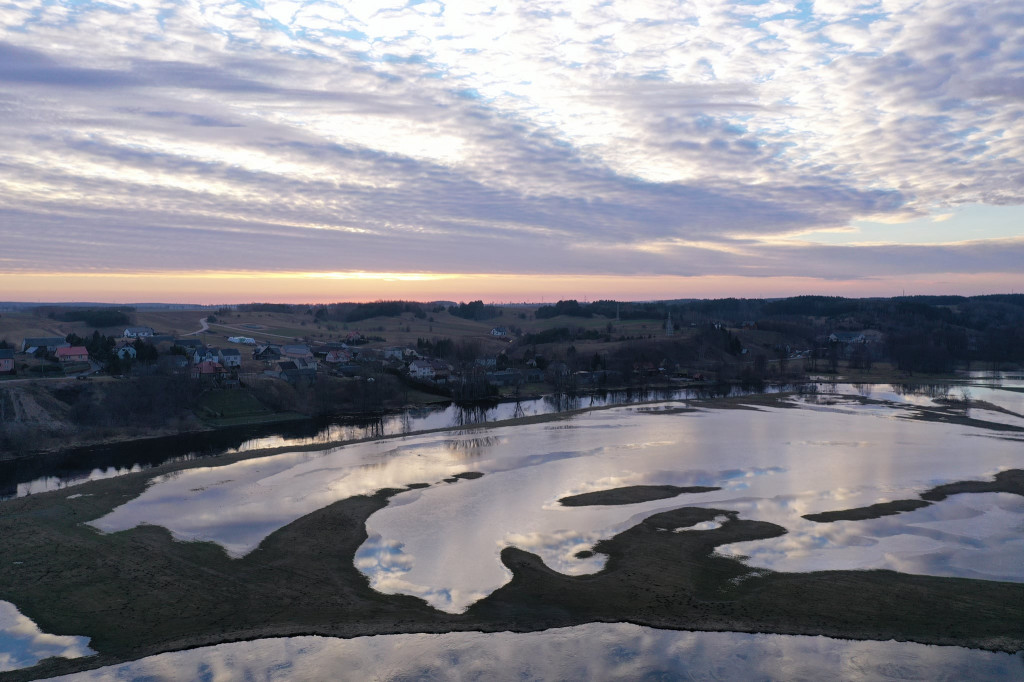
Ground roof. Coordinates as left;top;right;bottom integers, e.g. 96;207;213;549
219;348;241;356
23;337;67;346
56;346;88;358
195;361;224;374
125;326;154;333
0;349;13;359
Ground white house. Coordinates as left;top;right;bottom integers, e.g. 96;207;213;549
193;347;219;365
324;348;354;364
409;359;452;381
115;345;137;360
409;359;435;380
490;327;508;337
218;347;242;368
123;326;155;338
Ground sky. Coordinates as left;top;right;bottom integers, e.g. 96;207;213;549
1;0;1022;303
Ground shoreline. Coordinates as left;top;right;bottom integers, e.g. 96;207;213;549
3;370;1003;462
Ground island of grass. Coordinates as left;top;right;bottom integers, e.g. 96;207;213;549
803;499;932;522
803;469;1024;522
559;485;721;506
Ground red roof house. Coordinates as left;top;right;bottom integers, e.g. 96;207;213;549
55;346;89;363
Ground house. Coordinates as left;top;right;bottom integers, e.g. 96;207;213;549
829;331;867;344
275;361;316;386
490;327;508;337
253;345;282;362
409;358;452;382
324;348;354;364
115;345;137;360
292;357;317;371
193;347;219;365
485;369;521;386
0;349;14;374
55;346;89;363
281;344;314;361
218;348;242;368
21;337;69;353
123;326;155;338
409;359;436;380
190;360;225;381
382;347;407;361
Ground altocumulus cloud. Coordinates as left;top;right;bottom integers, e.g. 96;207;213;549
0;0;1021;284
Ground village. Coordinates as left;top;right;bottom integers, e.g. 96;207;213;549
1;294;1021;457
2;307;831;397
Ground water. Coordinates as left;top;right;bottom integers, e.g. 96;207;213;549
42;624;1024;681
11;377;1020;500
6;378;1024;676
91;389;1024;613
1;386;736;499
0;600;93;672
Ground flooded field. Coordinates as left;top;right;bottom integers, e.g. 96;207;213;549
45;624;1024;681
92;382;1024;612
2;374;1023;678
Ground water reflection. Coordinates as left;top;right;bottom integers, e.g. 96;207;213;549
89;394;1024;613
2;384;770;500
0;600;93;673
720;492;1024;582
43;624;1024;682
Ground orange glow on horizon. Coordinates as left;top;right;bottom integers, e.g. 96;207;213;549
1;270;1021;304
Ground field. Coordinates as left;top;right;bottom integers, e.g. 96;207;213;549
0;304;680;356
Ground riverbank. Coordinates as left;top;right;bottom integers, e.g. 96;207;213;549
3;367;1003;461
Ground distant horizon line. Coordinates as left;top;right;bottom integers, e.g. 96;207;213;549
3;292;1022;310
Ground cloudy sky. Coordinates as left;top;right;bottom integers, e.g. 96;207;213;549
1;0;1022;303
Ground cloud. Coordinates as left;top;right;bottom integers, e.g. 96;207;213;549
0;0;1021;292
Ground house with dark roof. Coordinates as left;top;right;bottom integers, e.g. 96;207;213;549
173;339;202;351
218;347;242;368
193;347;219;365
0;349;14;374
273;360;316;386
282;344;314;361
123;326;155;338
21;337;69;353
253;345;282;362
